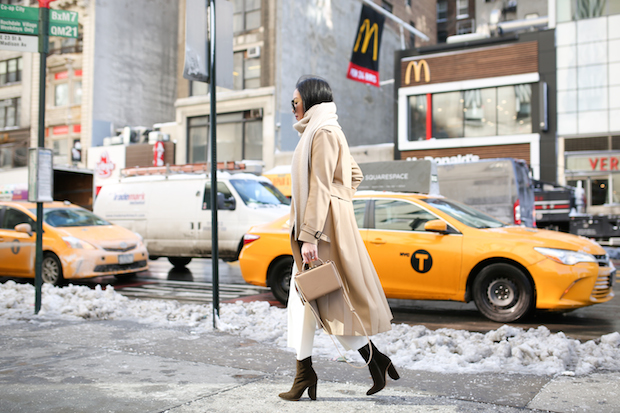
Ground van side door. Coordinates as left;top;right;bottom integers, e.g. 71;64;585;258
195;181;238;258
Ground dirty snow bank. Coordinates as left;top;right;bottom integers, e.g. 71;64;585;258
2;280;619;376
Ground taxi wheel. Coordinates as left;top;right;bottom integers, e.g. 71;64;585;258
42;253;64;286
473;263;534;323
269;257;293;305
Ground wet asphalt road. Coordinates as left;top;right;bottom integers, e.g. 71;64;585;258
3;257;619;341
104;258;620;342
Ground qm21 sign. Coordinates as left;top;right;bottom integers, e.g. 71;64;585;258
0;4;78;38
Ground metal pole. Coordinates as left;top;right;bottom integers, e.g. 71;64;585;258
35;2;51;314
360;0;429;41
209;0;220;328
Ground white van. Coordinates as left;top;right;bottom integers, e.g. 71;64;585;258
436;158;535;227
94;171;290;266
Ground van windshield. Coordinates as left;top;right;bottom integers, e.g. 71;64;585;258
230;179;291;207
422;198;505;229
31;207;111;227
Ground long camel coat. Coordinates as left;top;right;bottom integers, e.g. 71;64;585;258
289;122;393;337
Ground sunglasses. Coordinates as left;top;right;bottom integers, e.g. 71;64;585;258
291;99;300;111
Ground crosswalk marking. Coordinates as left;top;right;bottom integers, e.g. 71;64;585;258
115;278;270;304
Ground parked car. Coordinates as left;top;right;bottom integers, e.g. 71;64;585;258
0;201;148;285
94;170;290;266
239;191;616;322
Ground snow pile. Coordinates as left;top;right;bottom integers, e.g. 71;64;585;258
2;280;620;376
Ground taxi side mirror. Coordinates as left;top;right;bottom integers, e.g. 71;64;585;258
15;223;33;237
424;219;448;234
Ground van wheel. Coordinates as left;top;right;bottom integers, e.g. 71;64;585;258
473;263;534;323
168;257;192;267
268;257;293;305
42;253;64;286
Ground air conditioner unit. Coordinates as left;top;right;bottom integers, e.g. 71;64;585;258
250;108;263;119
247;46;261;58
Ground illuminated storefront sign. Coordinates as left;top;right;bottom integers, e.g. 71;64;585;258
566;153;620;172
404;60;430;85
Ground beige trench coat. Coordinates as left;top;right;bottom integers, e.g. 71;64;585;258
290;125;393;336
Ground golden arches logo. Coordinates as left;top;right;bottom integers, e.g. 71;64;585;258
353;19;379;61
405;60;431;84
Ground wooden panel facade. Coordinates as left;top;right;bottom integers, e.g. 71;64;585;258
400;143;531;164
400;42;538;87
125;141;175;168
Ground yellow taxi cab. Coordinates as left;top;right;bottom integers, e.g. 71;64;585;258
0;201;148;285
239;191;616;322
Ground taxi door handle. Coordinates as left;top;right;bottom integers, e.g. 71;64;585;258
370;238;386;245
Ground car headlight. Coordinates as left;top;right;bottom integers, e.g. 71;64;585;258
62;236;96;250
133;231;144;243
534;247;596;265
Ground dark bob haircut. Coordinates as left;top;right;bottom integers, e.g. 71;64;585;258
296;76;333;113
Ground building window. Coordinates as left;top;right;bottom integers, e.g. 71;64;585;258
457;0;469;18
190;81;208;96
381;1;393;13
437;30;448;43
557;0;620;23
233;0;261;33
408;95;428;141
456;19;474;34
0;57;22;85
55;83;69;107
437;1;448;22
406;0;412;6
190;49;261;94
0;97;20;129
187;110;263;164
408;84;532;141
232;50;261;90
73;80;82;105
409;21;416;48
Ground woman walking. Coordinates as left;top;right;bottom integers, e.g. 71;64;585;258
279;76;399;401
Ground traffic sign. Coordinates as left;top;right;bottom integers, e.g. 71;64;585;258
0;33;38;52
0;4;78;38
0;4;39;20
49;9;78;38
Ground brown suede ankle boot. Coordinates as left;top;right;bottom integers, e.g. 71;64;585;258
358;341;400;396
278;356;318;401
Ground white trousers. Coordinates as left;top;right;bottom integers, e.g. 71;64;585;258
287;271;367;360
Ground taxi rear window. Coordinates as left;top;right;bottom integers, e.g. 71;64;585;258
422;198;505;229
30;208;110;227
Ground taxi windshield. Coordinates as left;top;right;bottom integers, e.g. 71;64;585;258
31;208;111;227
230;179;291;207
421;198;505;229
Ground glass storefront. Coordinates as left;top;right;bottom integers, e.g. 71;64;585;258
408;84;532;141
566;152;620;207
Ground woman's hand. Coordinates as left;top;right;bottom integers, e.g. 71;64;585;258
301;242;318;264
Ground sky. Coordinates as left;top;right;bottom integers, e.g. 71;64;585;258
2;280;620;377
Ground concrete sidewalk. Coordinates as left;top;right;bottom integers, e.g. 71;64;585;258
1;318;619;413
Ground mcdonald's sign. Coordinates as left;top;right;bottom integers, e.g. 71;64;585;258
346;4;385;87
404;60;431;85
